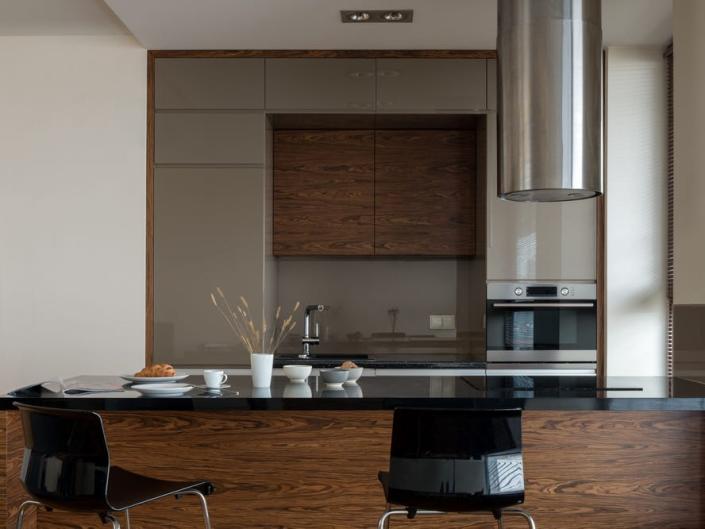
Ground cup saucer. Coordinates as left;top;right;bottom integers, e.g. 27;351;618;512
204;384;231;391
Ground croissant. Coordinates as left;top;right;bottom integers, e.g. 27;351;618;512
134;364;176;377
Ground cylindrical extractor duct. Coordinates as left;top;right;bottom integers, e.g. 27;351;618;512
497;0;603;202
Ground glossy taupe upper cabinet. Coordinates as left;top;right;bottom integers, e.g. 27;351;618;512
155;112;264;164
155;58;264;109
265;59;375;111
486;59;497;111
376;59;487;111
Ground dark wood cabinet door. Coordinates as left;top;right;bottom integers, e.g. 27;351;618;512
273;130;374;255
375;130;476;255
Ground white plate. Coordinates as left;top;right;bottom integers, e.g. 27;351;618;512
120;374;189;384
131;383;193;396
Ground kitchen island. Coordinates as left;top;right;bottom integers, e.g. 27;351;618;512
3;374;705;529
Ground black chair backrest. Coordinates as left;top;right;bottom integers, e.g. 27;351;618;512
14;402;112;512
387;408;524;511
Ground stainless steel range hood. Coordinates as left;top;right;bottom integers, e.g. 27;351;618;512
497;0;603;202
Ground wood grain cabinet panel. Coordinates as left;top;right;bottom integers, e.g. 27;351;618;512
273;130;374;255
5;410;705;529
374;130;477;255
155;58;264;109
376;59;487;111
266;59;375;111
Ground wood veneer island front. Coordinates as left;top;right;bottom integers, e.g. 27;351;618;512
2;375;705;529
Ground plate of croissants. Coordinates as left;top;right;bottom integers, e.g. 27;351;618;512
120;364;188;384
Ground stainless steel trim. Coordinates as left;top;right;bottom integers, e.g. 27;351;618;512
487;367;596;377
487;281;597;301
498;0;603;202
488;349;597;363
492;302;594;309
487;362;597;370
487;363;596;376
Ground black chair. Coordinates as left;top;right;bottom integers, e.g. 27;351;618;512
377;408;536;529
13;403;214;529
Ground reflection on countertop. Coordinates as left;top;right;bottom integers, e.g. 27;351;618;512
5;374;705;411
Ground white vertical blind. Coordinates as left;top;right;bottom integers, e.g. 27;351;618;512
605;47;668;377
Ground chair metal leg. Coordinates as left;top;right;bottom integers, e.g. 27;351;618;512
175;490;212;529
102;514;121;529
384;503;392;529
377;508;447;529
16;500;48;529
124;509;131;529
377;509;407;529
502;507;537;529
496;513;504;529
377;507;534;529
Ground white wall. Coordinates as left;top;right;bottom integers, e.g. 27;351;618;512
605;47;668;376
0;34;147;392
673;0;705;305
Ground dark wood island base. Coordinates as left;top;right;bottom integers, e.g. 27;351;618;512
2;409;704;529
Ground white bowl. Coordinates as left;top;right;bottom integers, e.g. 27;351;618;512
320;368;349;387
343;367;363;384
283;364;312;383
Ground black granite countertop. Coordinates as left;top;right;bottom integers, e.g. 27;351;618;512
4;375;705;411
272;353;485;369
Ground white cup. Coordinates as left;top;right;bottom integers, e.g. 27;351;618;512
203;369;228;389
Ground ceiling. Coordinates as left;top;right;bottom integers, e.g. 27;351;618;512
0;0;672;48
0;0;128;36
102;0;672;50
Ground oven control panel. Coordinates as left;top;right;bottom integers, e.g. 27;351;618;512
488;282;596;301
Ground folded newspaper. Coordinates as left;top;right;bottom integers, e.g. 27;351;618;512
9;379;124;396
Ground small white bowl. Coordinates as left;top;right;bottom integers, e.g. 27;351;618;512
344;367;363;385
320;368;349;387
283;364;312;383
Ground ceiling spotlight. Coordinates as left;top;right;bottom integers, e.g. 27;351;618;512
383;11;405;21
341;10;413;23
347;11;371;22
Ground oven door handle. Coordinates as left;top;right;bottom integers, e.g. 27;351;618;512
491;302;595;308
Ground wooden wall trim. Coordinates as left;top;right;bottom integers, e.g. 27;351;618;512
149;49;497;59
145;52;155;367
597;195;605;379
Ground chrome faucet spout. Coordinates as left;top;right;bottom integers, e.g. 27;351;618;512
300;304;328;358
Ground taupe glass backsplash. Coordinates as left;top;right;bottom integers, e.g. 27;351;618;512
275;257;486;360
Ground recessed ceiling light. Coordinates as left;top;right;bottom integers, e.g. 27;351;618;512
347;11;370;22
383;11;405;22
340;10;414;23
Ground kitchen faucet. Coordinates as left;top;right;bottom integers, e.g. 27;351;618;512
300;304;327;358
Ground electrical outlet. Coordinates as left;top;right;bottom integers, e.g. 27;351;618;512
430;315;456;330
442;315;456;330
429;315;444;330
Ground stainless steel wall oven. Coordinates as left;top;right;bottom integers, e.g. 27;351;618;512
486;282;597;375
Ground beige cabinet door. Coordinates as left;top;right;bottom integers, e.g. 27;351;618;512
154;167;264;366
485;114;597;281
155;58;264;109
155;112;264;164
376;59;487;111
265;59;375;111
487;59;497;111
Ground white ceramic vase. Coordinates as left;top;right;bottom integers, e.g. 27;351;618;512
250;353;273;388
